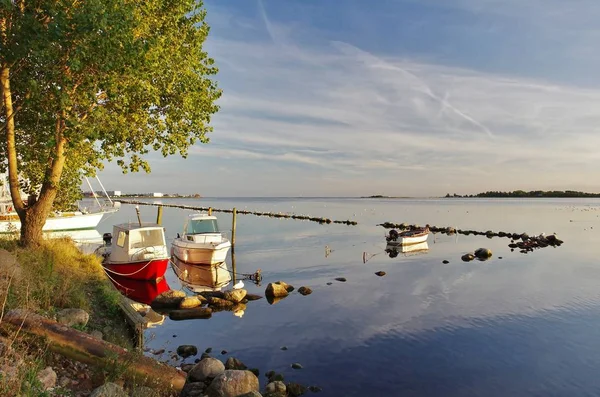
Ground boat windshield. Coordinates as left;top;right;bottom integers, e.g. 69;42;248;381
187;219;219;234
129;229;164;249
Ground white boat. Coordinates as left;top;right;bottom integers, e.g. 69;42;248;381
171;213;231;265
0;175;119;233
386;241;429;257
386;227;429;246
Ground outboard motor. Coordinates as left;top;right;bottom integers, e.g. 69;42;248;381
102;232;112;246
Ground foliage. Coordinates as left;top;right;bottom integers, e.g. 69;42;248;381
0;0;220;245
445;190;600;198
0;237;104;312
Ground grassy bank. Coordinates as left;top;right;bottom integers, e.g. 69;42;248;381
0;236;135;395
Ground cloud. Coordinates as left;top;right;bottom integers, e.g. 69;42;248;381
101;1;600;196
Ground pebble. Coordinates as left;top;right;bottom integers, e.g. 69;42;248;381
375;271;386;277
291;363;303;369
334;277;347;282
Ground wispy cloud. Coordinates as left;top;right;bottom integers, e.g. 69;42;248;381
100;0;600;196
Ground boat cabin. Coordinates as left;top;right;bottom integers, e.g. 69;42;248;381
182;213;224;243
109;223;168;263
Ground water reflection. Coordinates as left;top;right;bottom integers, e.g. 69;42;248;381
109;275;170;305
46;229;104;254
107;275;168;328
170;256;231;293
386;241;429;258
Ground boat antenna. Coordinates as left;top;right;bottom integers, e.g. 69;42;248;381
84;176;102;209
95;175;114;206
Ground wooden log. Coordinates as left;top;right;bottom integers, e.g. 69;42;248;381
2;309;186;392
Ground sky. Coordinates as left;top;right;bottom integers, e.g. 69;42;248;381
99;0;600;197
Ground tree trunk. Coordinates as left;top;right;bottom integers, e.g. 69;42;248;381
19;202;53;246
2;309;187;393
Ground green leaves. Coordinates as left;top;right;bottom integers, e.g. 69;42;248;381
1;0;220;206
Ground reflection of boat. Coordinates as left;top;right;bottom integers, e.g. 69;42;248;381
171;213;231;265
108;275;170;305
386;227;429;245
96;223;169;281
171;256;231;293
386;241;429;258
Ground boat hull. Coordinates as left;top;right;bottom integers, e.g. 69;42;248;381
0;211;111;233
102;258;169;281
171;241;231;265
387;233;429;246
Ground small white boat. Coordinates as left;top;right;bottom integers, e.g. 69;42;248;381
386;241;429;257
171;213;231;265
386;227;429;245
96;223;169;281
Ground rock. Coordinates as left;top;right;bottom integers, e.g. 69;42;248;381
169;307;212;321
205;347;213;353
267;372;284;382
474;248;492;259
224;289;247;303
265;282;290;298
221;350;228;355
326;282;332;286
238;392;263;397
297;286;312;295
201;352;212;360
308;386;322;393
179;296;204;309
374;271;386;277
150;290;186;309
57;308;89;328
245;294;263;301
461;253;475;262
36;366;57;390
442;260;449;264
291;363;303;369
90;330;103;340
205;370;259;397
90;382;128;397
280;346;288;351
177;345;198;358
265;380;286;396
180;381;207;397
199;291;225;300
334;277;347;282
249;368;259;377
208;297;235;308
131;386;160;397
225;357;247;370
286;382;307;397
188;357;225;382
266;295;287;305
181;363;195;373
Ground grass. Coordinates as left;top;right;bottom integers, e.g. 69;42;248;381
0;235;137;394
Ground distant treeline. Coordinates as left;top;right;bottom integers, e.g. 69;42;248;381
445;190;600;198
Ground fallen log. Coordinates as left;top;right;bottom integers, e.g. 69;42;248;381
2;309;186;393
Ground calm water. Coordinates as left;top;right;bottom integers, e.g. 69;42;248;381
92;198;600;396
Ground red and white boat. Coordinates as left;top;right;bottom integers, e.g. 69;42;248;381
96;223;169;281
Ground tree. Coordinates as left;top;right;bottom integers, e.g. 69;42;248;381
0;0;220;246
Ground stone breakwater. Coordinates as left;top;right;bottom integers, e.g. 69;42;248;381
117;200;358;226
379;222;564;253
